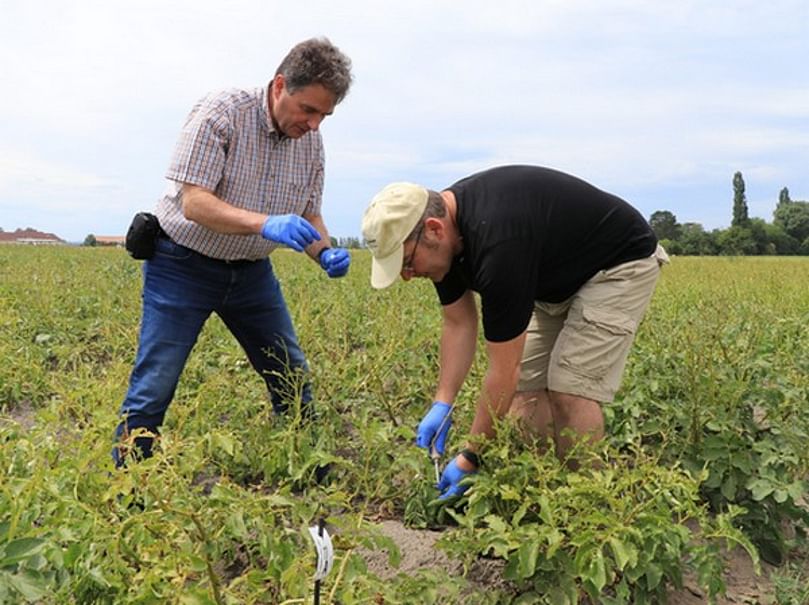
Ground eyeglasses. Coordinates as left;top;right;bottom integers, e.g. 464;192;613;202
402;223;424;274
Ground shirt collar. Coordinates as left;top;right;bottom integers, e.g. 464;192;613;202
259;84;284;140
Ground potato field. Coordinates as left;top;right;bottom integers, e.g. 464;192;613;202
1;246;807;604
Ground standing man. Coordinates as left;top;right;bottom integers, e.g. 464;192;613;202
361;165;668;498
114;38;353;469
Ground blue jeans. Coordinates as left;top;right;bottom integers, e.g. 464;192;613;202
114;236;312;464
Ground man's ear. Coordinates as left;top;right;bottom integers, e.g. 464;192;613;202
272;74;285;96
424;217;444;240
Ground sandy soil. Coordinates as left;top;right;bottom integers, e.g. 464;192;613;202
360;520;779;604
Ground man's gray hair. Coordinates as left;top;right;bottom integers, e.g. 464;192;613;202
275;38;353;104
406;190;446;241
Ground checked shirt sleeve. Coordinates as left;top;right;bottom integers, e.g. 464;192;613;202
166;93;231;192
303;143;325;216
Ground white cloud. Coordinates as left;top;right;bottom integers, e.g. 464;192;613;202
0;148;112;194
0;0;807;240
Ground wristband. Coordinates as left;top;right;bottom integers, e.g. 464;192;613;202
459;448;481;468
317;247;331;261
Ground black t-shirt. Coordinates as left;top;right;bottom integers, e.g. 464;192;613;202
435;165;657;342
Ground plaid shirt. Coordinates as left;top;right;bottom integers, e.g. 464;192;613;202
155;86;324;260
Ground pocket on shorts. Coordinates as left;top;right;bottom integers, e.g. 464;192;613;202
655;244;671;265
557;306;637;379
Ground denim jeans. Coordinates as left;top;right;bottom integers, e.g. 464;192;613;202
113;236;311;464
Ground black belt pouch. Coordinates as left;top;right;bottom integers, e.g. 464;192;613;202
125;212;163;260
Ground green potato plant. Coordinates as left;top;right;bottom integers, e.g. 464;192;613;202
0;248;807;603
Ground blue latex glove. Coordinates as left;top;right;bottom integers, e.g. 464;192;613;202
261;214;321;252
416;401;452;455
437;458;475;500
319;248;350;278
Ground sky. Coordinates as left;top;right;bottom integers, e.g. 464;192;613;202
1;0;807;242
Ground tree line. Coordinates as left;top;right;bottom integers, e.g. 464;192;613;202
81;173;808;254
650;172;809;255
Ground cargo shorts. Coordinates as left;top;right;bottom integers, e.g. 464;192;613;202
518;244;669;402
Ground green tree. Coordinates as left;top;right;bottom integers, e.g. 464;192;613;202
748;218;772;255
83;234;97;247
716;226;756;255
658;238;682;255
732;171;750;227
649;210;681;241
678;223;717;255
773;201;809;243
762;222;799;255
778;187;791;208
336;236;362;248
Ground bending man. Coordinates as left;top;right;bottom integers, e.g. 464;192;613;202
114;38;353;474
361;165;667;498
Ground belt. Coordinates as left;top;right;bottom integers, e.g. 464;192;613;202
159;233;262;266
210;252;261;267
213;256;261;267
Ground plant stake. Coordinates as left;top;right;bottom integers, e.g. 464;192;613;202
309;517;333;604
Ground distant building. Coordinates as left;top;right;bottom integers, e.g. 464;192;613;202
95;236;126;247
0;228;64;245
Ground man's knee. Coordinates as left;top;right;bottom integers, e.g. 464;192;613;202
548;391;603;432
510;390;554;440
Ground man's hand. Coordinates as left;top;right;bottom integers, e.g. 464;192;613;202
416;401;452;455
319;248;350;278
437;457;476;500
261;215;321;252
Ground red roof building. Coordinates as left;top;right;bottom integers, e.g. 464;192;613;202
0;228;65;245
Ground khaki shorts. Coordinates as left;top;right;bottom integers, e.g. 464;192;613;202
518;245;669;402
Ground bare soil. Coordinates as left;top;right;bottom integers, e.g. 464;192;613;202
3;400;36;431
360;520;780;604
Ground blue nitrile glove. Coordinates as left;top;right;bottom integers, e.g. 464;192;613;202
319;247;350;278
437;458;475;500
416;401;452;455
261;214;321;252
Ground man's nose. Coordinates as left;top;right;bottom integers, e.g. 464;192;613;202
307;115;325;131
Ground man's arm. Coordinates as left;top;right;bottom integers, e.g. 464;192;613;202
181;184;266;235
302;212;333;262
438;321;526;494
435;290;479;403
182;183;324;255
467;330;527;442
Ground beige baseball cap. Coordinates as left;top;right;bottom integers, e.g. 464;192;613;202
361;182;429;289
